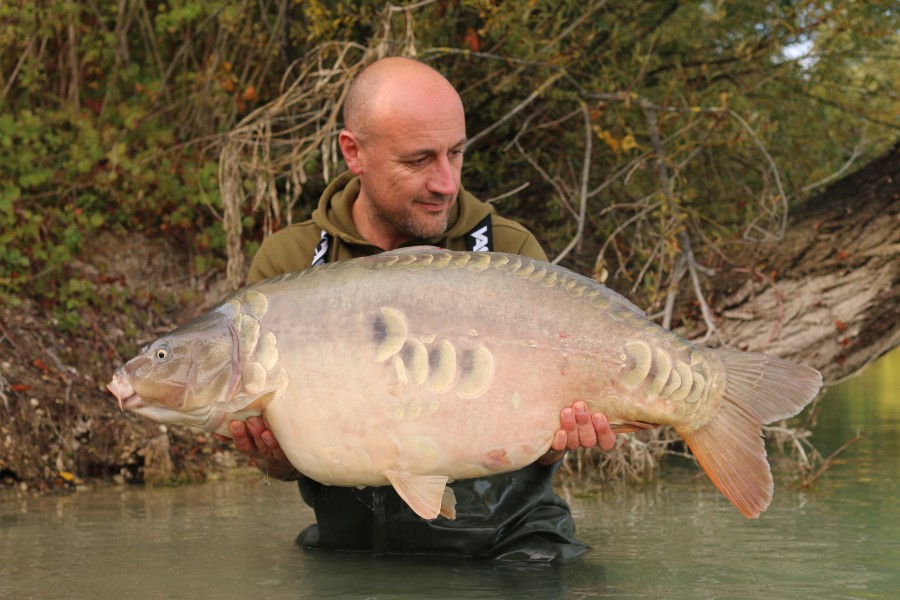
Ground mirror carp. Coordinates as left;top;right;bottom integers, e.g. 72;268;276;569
108;248;823;520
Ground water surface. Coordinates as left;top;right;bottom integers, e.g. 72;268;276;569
2;353;897;599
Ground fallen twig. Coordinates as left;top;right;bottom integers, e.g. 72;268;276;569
801;430;866;489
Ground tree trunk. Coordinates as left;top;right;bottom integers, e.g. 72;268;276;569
708;142;899;384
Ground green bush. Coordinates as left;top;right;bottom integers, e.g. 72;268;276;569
1;0;897;320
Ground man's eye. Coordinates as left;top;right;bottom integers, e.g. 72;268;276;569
406;157;428;167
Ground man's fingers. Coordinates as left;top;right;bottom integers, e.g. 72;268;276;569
573;402;597;449
261;429;279;450
558;407;582;451
229;420;257;454
221;419;300;480
245;416;267;440
550;429;568;453
260;429;288;461
593;413;616;450
559;406;576;431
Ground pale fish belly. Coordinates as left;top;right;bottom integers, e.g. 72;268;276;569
247;252;723;489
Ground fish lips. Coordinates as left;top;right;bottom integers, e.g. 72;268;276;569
106;372;225;432
107;372;141;412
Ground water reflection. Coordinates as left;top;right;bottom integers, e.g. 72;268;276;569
292;552;608;599
568;351;900;599
1;352;897;599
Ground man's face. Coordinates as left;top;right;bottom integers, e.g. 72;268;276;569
348;92;467;246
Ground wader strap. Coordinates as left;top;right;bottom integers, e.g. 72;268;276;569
465;214;493;252
311;230;331;266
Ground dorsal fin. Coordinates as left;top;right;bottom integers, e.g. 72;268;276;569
378;245;445;257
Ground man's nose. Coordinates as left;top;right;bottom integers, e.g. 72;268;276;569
427;155;459;196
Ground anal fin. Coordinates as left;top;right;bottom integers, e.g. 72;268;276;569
440;486;457;520
384;469;456;521
677;402;772;519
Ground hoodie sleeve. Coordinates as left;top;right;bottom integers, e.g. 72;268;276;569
490;215;549;262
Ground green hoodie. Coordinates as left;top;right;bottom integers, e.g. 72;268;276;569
248;172;547;283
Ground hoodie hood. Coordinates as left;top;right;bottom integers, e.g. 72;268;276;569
311;171;494;251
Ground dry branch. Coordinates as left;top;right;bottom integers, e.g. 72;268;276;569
218;43;370;286
552;102;592;265
643;102;719;341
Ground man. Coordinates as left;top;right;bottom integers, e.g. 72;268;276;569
224;57;616;563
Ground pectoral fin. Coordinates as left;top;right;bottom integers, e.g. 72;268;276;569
609;420;658;433
216;390;275;414
384;470;456;520
207;390;276;436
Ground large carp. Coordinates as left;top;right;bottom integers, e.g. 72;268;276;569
107;248;822;520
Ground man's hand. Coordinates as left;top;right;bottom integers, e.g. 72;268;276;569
214;417;300;481
539;401;617;465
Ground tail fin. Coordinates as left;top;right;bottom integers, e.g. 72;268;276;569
676;349;823;518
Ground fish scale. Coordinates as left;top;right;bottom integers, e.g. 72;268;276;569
107;247;823;521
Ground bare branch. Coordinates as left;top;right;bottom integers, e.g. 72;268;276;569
643;102;718;340
468;71;566;149
792;133;867;199
553;102;593;265
218;43;369;287
388;0;439;12
483;182;530;205
0;36;34;103
726;108;789;241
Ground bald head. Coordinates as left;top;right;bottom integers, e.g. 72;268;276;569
343;57;465;140
337;57;467;251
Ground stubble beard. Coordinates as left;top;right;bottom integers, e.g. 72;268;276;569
364;181;453;242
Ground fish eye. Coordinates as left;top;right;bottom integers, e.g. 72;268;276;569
154;344;171;361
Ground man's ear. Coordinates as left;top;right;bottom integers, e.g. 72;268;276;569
339;130;363;174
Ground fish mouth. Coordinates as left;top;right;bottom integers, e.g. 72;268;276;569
107;373;140;411
116;392;144;412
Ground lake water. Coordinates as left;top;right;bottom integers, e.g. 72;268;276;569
2;352;897;599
